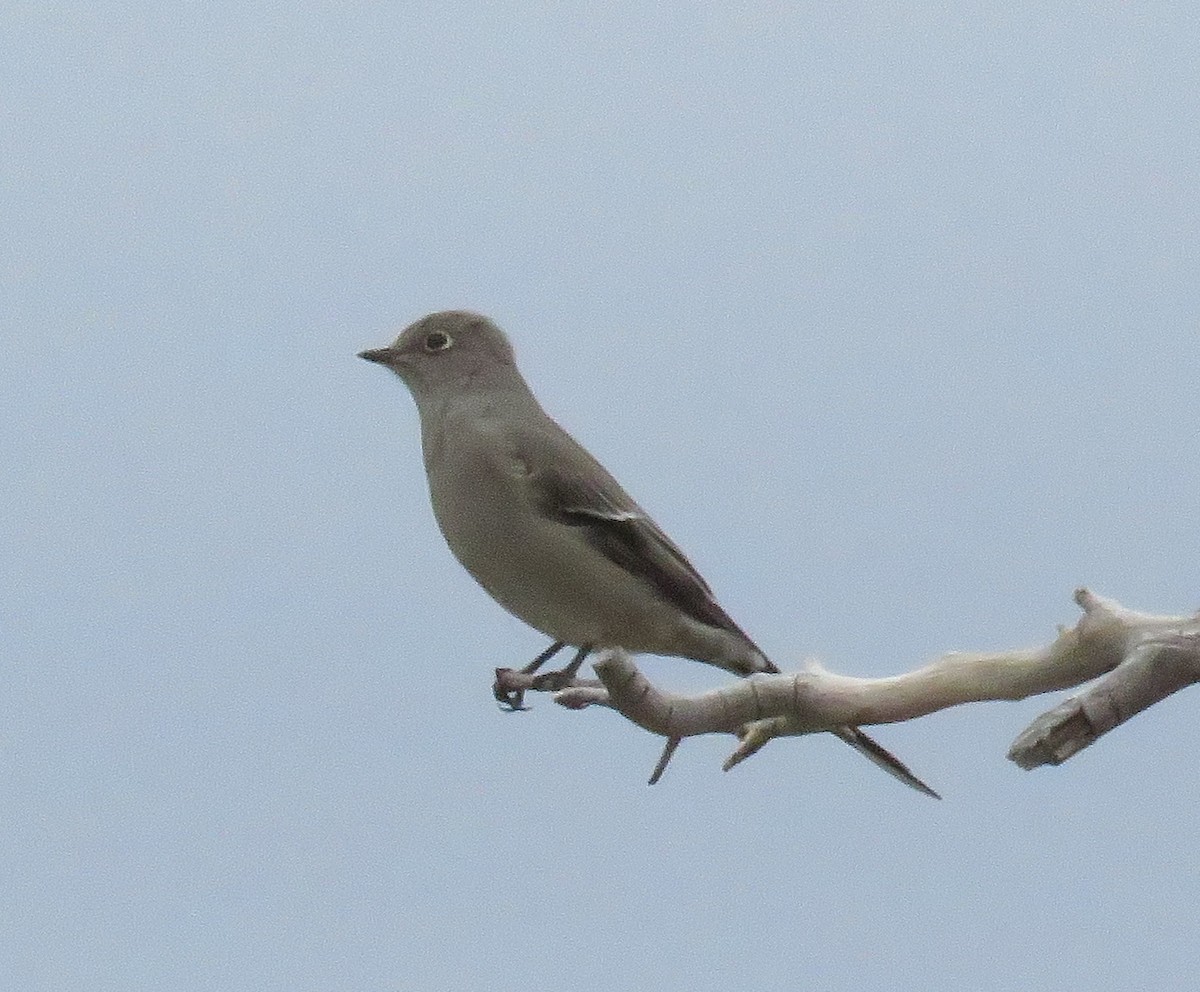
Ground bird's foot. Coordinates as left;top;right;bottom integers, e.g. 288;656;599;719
492;665;591;708
493;668;531;711
493;643;592;711
529;667;578;692
528;646;591;693
493;641;569;710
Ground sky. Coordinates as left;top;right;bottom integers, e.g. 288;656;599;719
3;3;1199;990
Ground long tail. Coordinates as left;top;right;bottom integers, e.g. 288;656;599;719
658;643;938;797
832;726;941;799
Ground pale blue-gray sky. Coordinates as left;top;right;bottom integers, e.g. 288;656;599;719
3;3;1199;990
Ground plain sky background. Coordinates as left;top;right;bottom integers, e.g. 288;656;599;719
3;3;1199;990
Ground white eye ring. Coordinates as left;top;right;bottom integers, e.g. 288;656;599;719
423;330;453;353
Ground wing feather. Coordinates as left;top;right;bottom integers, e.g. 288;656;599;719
521;428;753;643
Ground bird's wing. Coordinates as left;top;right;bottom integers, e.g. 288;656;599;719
519;425;754;644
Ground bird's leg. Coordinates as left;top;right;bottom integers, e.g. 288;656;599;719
493;640;565;710
530;645;592;692
521;639;567;676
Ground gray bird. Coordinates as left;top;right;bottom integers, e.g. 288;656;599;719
360;311;937;797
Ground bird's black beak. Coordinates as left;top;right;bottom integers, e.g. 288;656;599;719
358;347;399;365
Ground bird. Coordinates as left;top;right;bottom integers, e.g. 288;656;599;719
360;311;937;797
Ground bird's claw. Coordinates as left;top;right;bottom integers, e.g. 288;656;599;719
493;668;530;711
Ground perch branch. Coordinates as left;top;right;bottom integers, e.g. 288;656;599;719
551;588;1200;778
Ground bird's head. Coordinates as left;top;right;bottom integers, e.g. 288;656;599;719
359;311;518;398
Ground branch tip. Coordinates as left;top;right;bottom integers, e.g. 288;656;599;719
723;720;778;772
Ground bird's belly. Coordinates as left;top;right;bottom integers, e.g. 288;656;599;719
430;473;671;650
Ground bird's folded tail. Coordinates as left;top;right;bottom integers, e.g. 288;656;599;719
832;727;941;800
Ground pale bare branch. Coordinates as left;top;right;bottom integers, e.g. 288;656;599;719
550;588;1200;779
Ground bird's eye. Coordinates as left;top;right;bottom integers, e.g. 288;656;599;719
423;331;453;353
